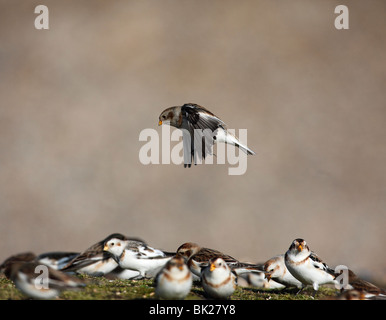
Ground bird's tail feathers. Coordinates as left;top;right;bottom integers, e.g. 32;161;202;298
225;132;256;155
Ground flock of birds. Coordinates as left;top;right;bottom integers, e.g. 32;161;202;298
1;233;385;300
2;103;384;300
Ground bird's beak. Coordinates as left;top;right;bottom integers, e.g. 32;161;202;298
103;244;109;251
158;120;163;126
264;272;271;281
298;245;303;252
210;263;216;272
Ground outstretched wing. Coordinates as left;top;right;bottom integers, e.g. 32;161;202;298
181;104;225;132
181;104;226;166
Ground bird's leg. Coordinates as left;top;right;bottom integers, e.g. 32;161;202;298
296;288;303;295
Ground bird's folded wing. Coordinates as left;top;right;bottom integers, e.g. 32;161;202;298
309;252;335;276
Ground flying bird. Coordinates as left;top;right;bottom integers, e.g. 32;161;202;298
159;103;255;167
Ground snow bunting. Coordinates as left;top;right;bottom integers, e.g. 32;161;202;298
154;256;193;299
103;237;175;278
176;242;263;278
0;252;37;277
284;238;337;291
336;289;386;300
334;289;366;300
1;251;78;276
159;103;255;167
5;261;84;299
62;233;143;277
36;251;79;270
264;254;303;289
238;271;285;289
201;257;237;299
339;269;386;300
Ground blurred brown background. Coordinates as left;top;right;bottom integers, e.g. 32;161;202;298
0;1;385;284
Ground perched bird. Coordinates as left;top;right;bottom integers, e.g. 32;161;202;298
340;269;386;300
335;289;386;301
264;254;303;289
201;257;237;299
5;261;84;299
0;252;37;277
103;237;175;278
238;271;285;289
176;242;263;278
334;289;366;300
159;103;255;167
284;238;337;291
154;256;193;300
1;251;78;276
36;251;79;270
61;233;143;277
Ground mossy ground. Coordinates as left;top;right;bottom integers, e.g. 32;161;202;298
0;274;338;300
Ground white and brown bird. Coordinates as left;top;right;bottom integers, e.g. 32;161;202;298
159;103;255;167
103;237;175;278
339;269;386;300
201;257;237;299
5;261;84;299
334;289;367;300
36;251;80;270
61;233;144;277
264;254;303;289
176;242;263;278
238;271;285;289
284;238;337;291
1;251;79;276
154;256;193;300
0;252;37;277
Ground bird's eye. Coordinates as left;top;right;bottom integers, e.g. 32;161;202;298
162;115;166;119
111;242;114;246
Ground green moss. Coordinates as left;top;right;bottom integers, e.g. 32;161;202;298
0;274;338;300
